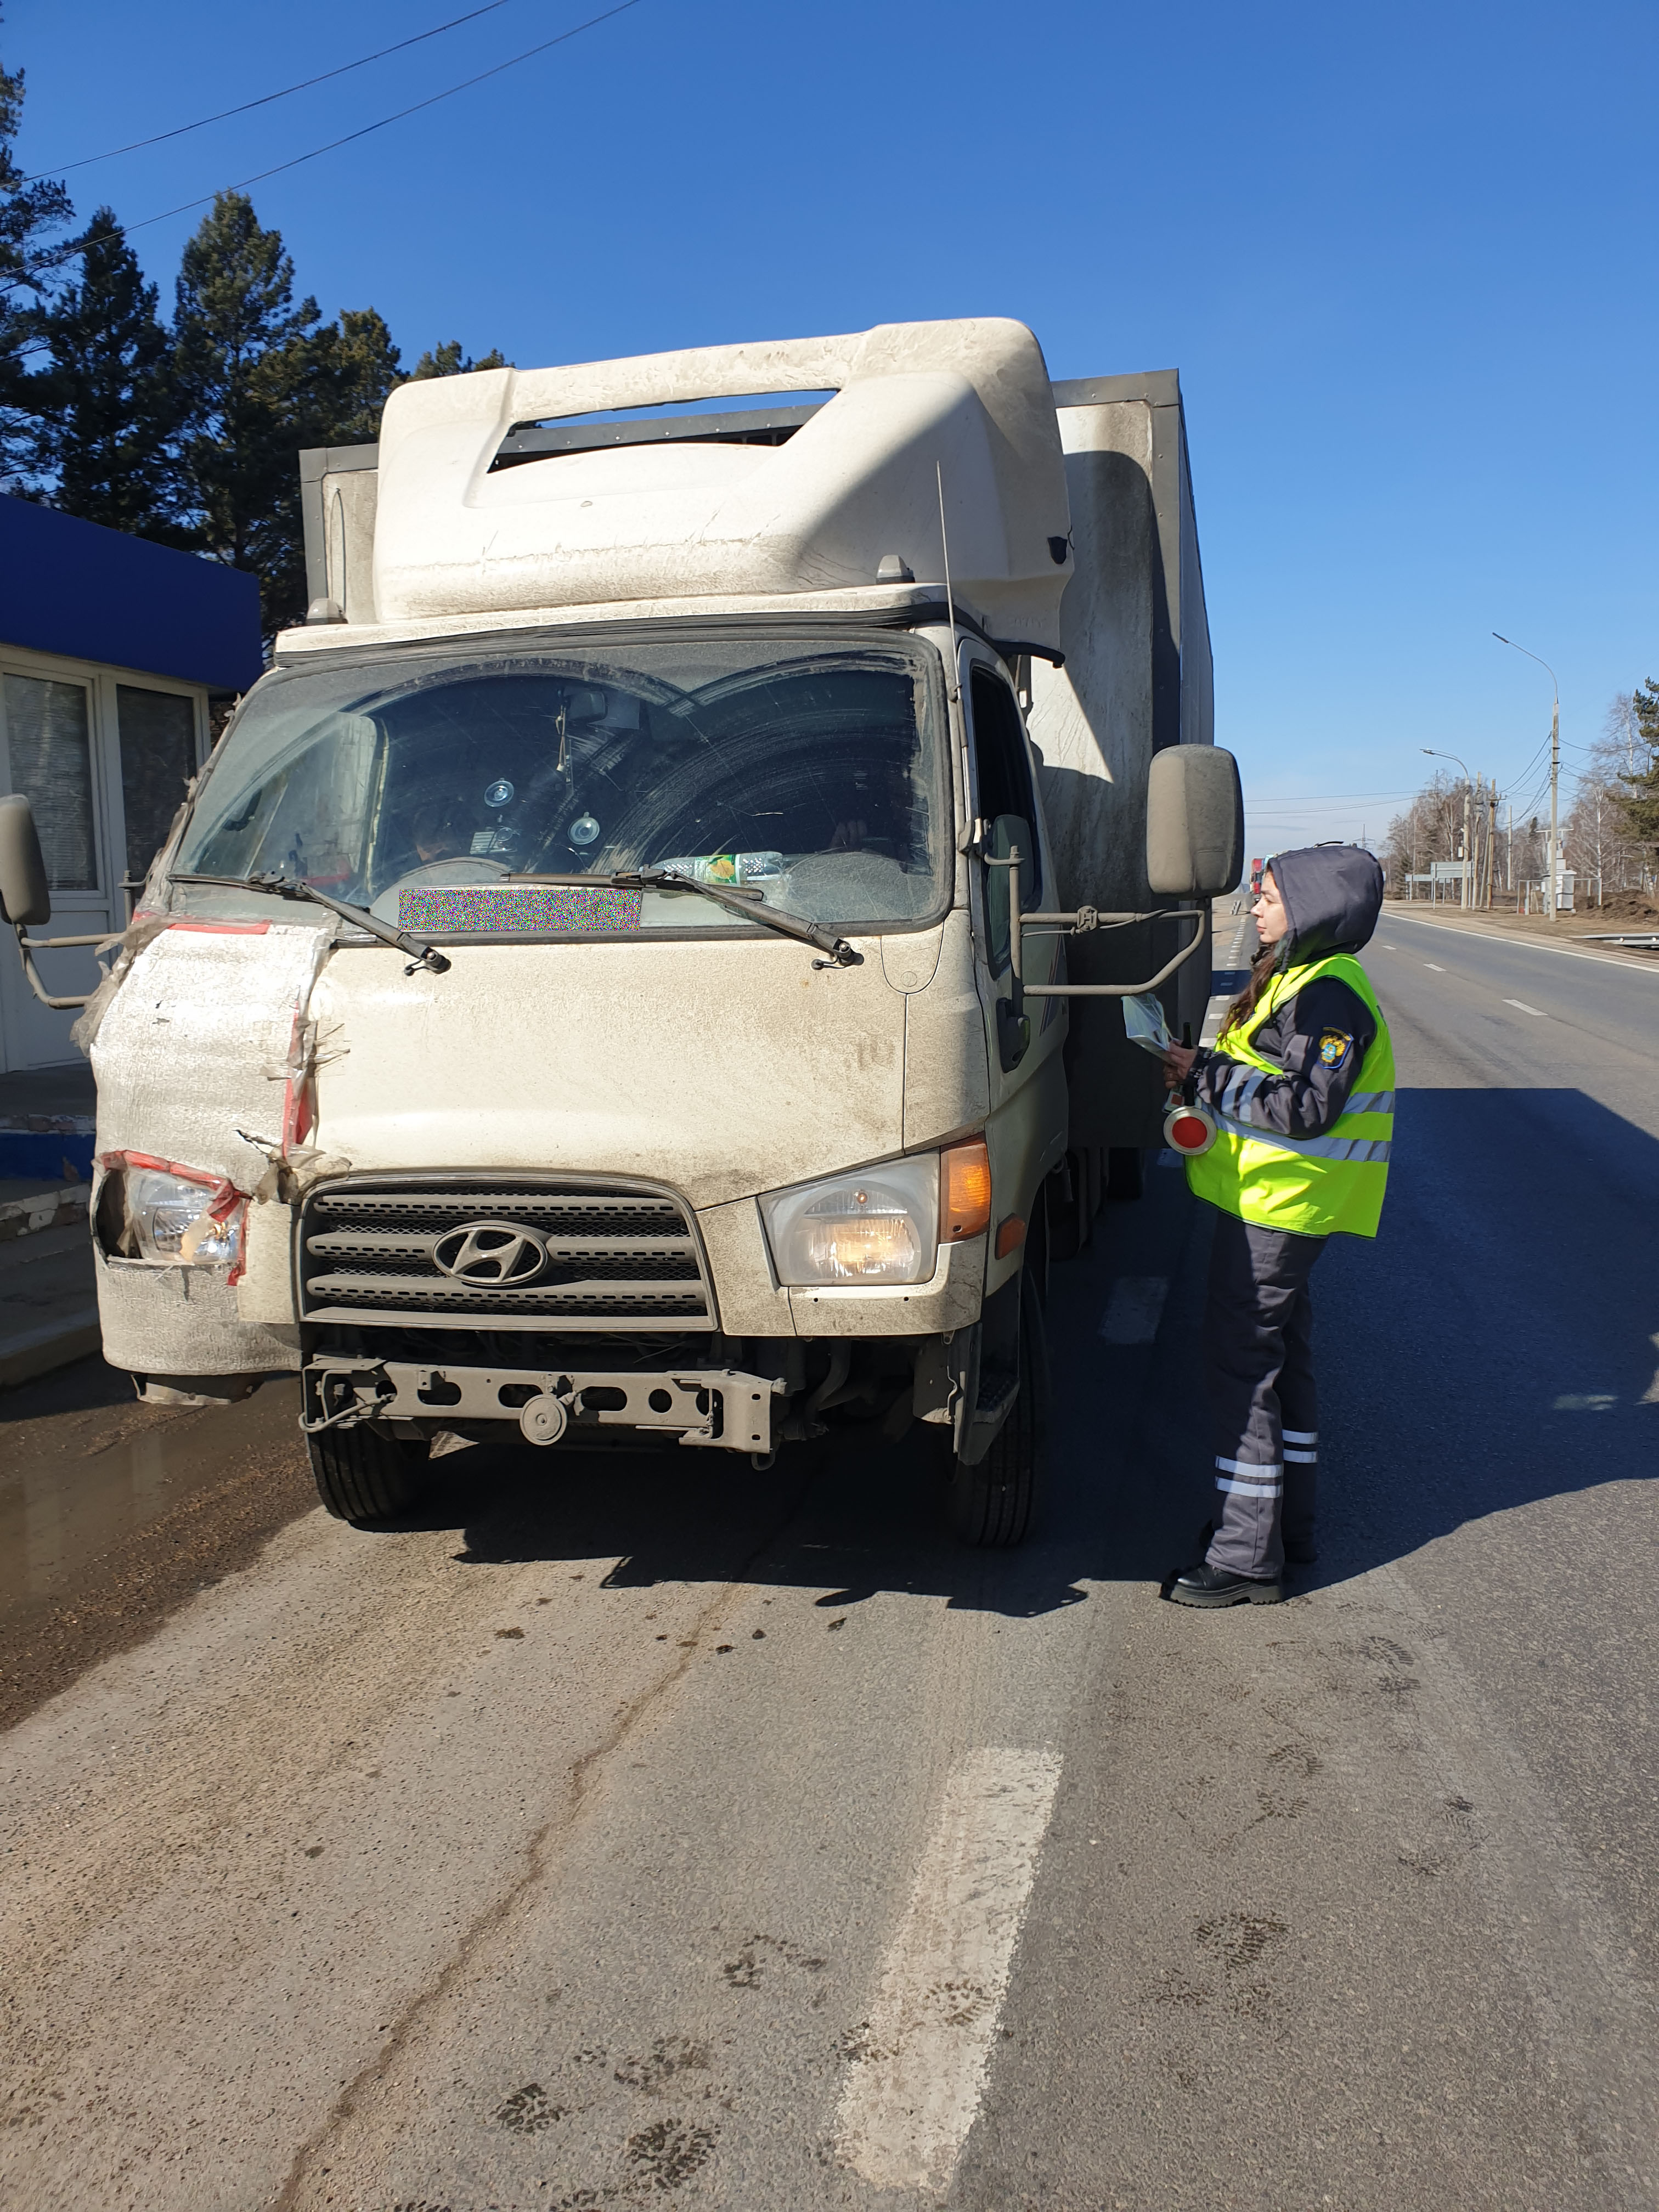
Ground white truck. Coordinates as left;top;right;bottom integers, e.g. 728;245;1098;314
0;318;1240;1545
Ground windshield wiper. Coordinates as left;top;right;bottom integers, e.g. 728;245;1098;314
170;872;452;975
513;868;864;969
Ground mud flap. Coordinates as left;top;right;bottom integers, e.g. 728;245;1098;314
953;1271;1023;1468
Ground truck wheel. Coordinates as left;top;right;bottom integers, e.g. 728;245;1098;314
946;1286;1049;1548
307;1423;431;1528
1047;1150;1090;1262
1106;1146;1144;1201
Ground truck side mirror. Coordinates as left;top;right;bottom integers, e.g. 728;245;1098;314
0;794;51;926
1146;747;1243;898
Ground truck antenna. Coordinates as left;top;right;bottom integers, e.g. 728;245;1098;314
936;461;960;704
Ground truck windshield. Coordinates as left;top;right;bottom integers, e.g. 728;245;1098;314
170;628;948;938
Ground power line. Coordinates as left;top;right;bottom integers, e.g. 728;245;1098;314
20;0;527;184
20;0;642;282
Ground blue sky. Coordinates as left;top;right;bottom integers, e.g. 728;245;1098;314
9;0;1656;855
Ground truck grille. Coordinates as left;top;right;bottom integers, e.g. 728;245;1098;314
300;1177;714;1332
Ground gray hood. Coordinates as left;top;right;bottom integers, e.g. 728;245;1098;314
1270;845;1384;963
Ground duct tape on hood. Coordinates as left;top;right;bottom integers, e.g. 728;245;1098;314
91;918;342;1195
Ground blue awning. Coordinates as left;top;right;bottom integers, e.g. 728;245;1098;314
0;497;263;691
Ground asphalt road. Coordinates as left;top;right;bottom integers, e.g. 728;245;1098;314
1;907;1655;2211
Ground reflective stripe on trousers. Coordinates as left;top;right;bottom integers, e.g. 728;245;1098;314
1204;1215;1324;1578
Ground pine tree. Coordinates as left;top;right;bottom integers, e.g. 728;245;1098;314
0;17;72;486
411;340;509;379
316;306;403;442
172;191;326;629
31;206;188;540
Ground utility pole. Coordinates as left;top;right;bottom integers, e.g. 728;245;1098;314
1462;781;1471;909
1549;695;1560;921
1423;747;1480;910
1494;634;1561;926
1486;781;1496;907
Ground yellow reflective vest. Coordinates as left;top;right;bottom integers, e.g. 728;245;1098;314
1186;951;1394;1239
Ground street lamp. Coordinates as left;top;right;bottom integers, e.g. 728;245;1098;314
1493;633;1560;926
1421;747;1476;909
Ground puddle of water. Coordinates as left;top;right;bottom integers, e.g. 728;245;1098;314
0;1379;302;1637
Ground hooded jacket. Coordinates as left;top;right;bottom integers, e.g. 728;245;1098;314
1193;845;1385;1141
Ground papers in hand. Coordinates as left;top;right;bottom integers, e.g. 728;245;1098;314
1122;991;1175;1058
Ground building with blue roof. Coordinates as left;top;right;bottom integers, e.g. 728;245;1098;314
0;496;263;1071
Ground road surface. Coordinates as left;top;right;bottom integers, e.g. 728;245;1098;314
1;907;1654;2210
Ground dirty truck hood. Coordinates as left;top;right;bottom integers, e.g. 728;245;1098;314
309;935;906;1209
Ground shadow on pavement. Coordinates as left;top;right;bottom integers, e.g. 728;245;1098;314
1302;1085;1658;1591
355;1085;1659;1612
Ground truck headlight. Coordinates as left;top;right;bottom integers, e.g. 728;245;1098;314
106;1161;246;1270
760;1154;940;1285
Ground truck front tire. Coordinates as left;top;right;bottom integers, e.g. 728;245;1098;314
307;1423;432;1528
945;1285;1049;1548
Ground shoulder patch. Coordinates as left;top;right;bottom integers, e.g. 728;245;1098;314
1319;1029;1353;1069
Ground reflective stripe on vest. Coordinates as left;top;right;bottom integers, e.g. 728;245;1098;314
1186;951;1395;1239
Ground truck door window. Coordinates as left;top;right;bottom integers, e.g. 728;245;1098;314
968;668;1042;906
969;667;1042;974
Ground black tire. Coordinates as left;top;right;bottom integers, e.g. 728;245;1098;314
946;1285;1049;1548
1085;1145;1104;1223
307;1423;431;1528
1106;1146;1145;1202
1047;1150;1090;1262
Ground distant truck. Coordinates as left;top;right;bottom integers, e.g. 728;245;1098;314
0;320;1240;1545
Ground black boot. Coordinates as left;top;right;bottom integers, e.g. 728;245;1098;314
1165;1560;1284;1607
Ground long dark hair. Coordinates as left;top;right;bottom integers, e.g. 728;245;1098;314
1222;937;1285;1037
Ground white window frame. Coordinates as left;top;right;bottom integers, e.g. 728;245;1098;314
0;642;210;921
107;669;212;911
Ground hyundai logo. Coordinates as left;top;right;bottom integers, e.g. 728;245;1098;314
431;1221;547;1285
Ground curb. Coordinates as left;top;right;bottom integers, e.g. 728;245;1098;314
0;1182;91;1245
0;1307;103;1392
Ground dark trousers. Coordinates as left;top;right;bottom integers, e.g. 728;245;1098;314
1202;1211;1325;1578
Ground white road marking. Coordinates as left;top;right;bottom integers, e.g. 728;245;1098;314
834;1747;1062;2197
1425;962;1444;971
1099;1276;1170;1344
1393;911;1659;976
1504;998;1547;1017
1380;944;1397;951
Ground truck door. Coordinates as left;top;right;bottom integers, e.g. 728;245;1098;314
962;651;1068;1285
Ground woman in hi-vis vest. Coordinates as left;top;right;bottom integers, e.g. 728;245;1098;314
1160;845;1394;1606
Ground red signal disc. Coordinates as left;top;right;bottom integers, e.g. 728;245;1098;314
1169;1113;1210;1151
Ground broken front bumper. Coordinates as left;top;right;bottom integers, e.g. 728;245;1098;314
302;1359;781;1453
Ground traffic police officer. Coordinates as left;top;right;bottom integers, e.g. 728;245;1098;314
1161;843;1394;1605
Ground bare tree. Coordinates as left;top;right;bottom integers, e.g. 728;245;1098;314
1562;779;1617;904
1384;772;1466;899
1559;693;1651;898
